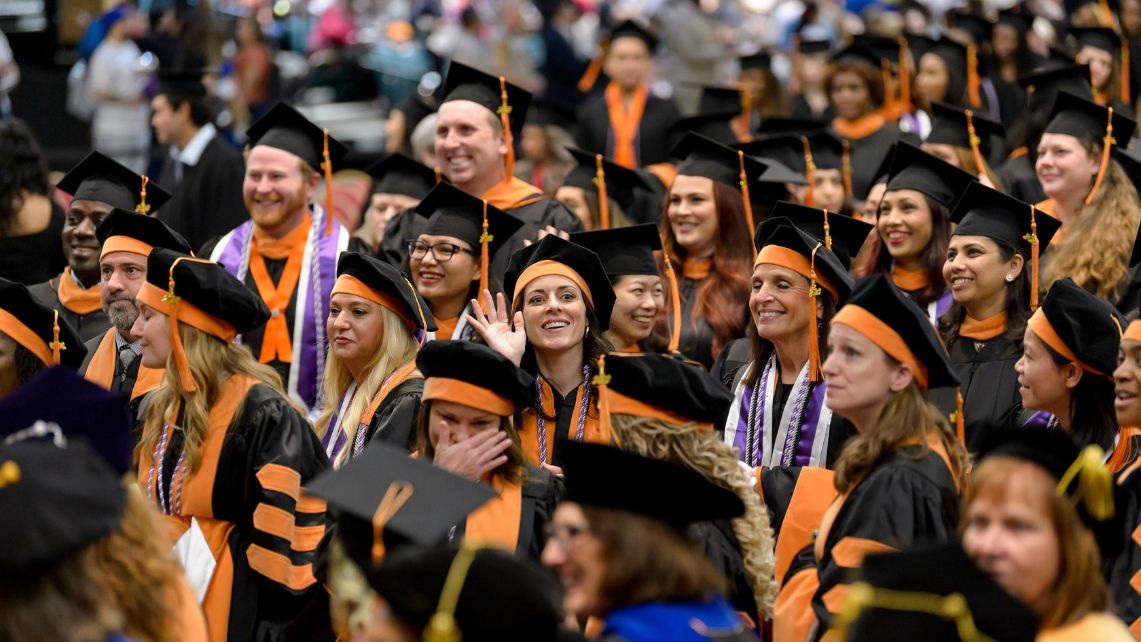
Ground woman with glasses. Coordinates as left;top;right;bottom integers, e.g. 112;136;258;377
405;183;523;341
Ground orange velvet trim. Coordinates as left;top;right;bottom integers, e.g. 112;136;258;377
0;308;51;364
1125;320;1141;343
833;304;929;389
256;463;302;501
773;566;821;642
890;265;928;291
331;274;419;332
252;502;326;552
55;267;103;315
831;113;887;140
774;467;837;590
136;282;237;342
959;312;1007;341
422;377;516;416
246;544;318;591
100;235;153;261
605;82;648;169
464;475;522;553
83;329;163;398
512;260;593;308
1028;308;1107;377
755;244;838;300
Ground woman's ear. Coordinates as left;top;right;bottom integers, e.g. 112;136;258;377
1063;362;1084;390
889;362;915;393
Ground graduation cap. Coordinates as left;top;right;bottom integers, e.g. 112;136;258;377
334;251;437;338
948;11;994;46
950;181;1061;309
136;249;270;391
441;61;532;179
594;351;733;432
96;208;193;261
526;99;576;130
155;69;209;100
997;5;1035;34
697;85;746;114
367;544;565;642
417;340;535;414
1028;277;1124;378
856;35;903;65
568;223;662;277
1043;90;1136;204
885;142;977;208
0;440;126;571
504;234;616;331
0;278;85;369
798;39;832;56
57;151;172;214
758;158;809;186
305;441;497;566
754;216;855;380
247;102;349;173
833;274;960;391
608;19;659;52
559;439;744;529
1071;26;1123;54
740;50;772;71
836;543;1039;642
734;135;803;173
412;181;525;295
921;36;981;107
925;101;1005;159
669;112;742;144
831;41;886;69
768;201;873;269
365;153;440;200
0;366;132;474
671;131;770;247
1019;64;1094;112
754;117;829;136
561;146;656;218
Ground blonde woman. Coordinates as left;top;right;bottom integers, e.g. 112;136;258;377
315;251;435;465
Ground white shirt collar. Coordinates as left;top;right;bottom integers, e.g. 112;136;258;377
172;123;217;167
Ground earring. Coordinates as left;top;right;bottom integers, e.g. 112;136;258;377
1005;274;1014;282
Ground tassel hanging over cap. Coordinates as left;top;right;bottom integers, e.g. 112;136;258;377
897;37;911;110
802;136;816;207
322;129;335;236
967;45;982;108
592;354;613;433
479;200;493;296
1057;445;1115;521
594;154;610;230
577;39;609;93
663;247;683;353
808;243;823;382
964;110;989;181
136;176;150;214
1085;106;1115;205
1025;206;1040;310
371;481;415;565
498;77;516;180
49;309;64;364
737;150;757;259
841;140;853;197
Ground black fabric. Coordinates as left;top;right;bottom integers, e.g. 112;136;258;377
689;519;759;624
574;92;681;168
755;215;856;304
608;19;660;51
799;40;832;55
945;333;1024;450
561;146;655;212
950;181;1062;256
146;248;270;333
27;275;110;345
337;251;436;333
1019;63;1095;112
923;37;970;98
413;181;524;254
740;50;773;69
925;101;1006;156
996;152;1047;204
489;196;586;279
1038;277;1125;375
1044;90;1137;144
0;199;66;285
836;122;906;201
366;153;439;199
602;351;733;424
671;131;770;188
0;277;86;368
417;340;535;409
1072;26;1122;54
767;202;873;270
156;69;208;99
734;134;803;172
504;234;616;331
568;223;661;277
441;61;532;133
377;207;428;267
155;134;250;250
1105;446;1141;635
246;102;349;170
57;151;172;212
885;141;978;209
96;208;193;255
678;274;716;369
830;41;885;68
361;377;424;452
755;117;829;136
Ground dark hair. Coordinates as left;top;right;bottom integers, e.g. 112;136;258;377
939;239;1031;344
415;399;527;485
1040;338;1118;452
0;119;51;237
827;60;885;110
921;51;966;107
1006;105;1052;163
744;285;837;388
866;193;952;306
160;91;215;128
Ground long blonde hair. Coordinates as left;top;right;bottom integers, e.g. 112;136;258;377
610;413;778;617
314;305;420;465
1041;159;1141;300
137;322;290;475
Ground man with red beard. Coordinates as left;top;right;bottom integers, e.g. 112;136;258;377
31;152;171;344
205;103;350;415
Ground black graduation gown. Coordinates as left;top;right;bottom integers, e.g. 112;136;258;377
81;332;148;428
0;200;66;285
28;275;111;344
1103;438;1141;636
837;122;906;201
679;275;718;369
791;95;834;122
360;378;423;453
946;332;1023;450
690;519;760;626
574;93;681;167
157;134;250;250
996;153;1046;205
490;197;584;277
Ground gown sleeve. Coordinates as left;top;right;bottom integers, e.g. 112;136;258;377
520;467;564;561
366;378;424;452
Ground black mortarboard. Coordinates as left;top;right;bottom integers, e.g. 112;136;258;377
1032;277;1124;377
698;85;746;114
417;340;535;411
441;61;532;133
155;69;208;99
306;441;496;563
997;6;1035;34
768;201;873;270
600;351;733;425
0;278;85;369
949;11;994;45
365;153;439;200
755;216;855;306
671;131;769;188
96;208;193;259
801;130;848;171
950;181;1061;256
840;544;1039;642
923;36;970;89
0;366;131;474
569;223;662;277
755;117;829;136
735;134;804;172
335;251;437;334
143;249;270;334
740;50;772;71
885;142;977;208
668;113;741;144
759;158;809;186
1043;90;1136;145
608;19;659;52
561;146;655;212
1019;64;1094;112
57;151;172;213
831;41;886;69
798;39;832;56
413;181;524;256
367;545;565;642
504;235;616;330
1072;26;1122;54
526;99;576;130
856;35;902;64
0;440;126;570
835;274;960;390
246;102;350;171
559;440;744;528
925;101;1005;156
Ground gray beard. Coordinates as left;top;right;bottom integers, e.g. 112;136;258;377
107;302;139;338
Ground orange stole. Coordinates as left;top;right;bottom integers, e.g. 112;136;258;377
83;329;164;399
605;82;648;169
248;214;310;363
890;265;928;291
831;113;887;140
483;176;546;210
435;317;459;341
359;360;422;428
959;312;1007;341
464;475;522;553
772;468;837;590
171;571;210;642
54;267;103;315
1035;199;1065;245
519;377;605;465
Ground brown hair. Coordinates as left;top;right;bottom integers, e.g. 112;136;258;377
962;457;1109;629
952;146;1005;191
416;399;528;486
583;505;727;613
826;60;885;111
0;545;123;642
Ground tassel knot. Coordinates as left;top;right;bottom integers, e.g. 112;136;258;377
136;175;150;214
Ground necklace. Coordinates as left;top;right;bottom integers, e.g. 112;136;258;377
147;423;188;515
535;364;592;464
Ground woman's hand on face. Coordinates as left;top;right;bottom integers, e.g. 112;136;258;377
432;421;512;481
465;289;527;365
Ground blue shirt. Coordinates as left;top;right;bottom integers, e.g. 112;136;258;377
600;597;759;642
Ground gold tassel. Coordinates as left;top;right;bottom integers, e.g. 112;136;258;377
1100;0;1114;25
898;37;911;110
663;248;683;353
371;481;415;565
738;150;757;259
424;543;481;642
592;355;612;433
479;200;492;296
822;209;832;250
577;39;608;93
1057;445;1115;521
965;110;989;180
49;309;64;364
967;45;981;108
594;154;610;230
321;129;334;236
136;175;150;214
1025;206;1040;310
498;77;516;180
802;136;816;207
808;243;823;382
1085;107;1115;205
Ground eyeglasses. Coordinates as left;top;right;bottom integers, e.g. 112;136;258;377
407;240;476;262
544;522;591;551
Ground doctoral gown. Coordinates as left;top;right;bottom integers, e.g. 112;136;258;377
1101;432;1141;639
81;329;164;427
574;92;681;168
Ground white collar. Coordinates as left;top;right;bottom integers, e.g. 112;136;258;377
172;123;217;167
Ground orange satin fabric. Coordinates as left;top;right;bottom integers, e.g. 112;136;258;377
959;312;1007;341
248;214;310;363
605;82;648;168
55;267;103;315
83;329;164;399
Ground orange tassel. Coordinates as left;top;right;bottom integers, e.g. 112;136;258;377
49;309;64;364
1123;42;1132;106
967;45;982;108
594;154;610;230
321;129;334;236
841;140;853;196
434;166;442;183
1026;206;1040;310
1100;0;1114;25
808;243;823;382
1085;107;1115;205
498;77;515;180
479;200;492;296
370;482;414;565
663;247;683;354
822;209;832;250
802;136;816;207
592;354;612;433
881;59;896;117
136;175;150;214
738;151;757;259
577;40;609;93
954;389;965;445
965;110;989;180
898;37;911;109
736;88;754;142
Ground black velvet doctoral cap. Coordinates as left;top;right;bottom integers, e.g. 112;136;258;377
0;440;126;570
504;235;616;330
841;544;1038;642
671;131;770;188
246;102;350;171
367;545;565;642
559;440;744;528
568;223;661;277
561;146;655;212
755;216;855;305
1071;26;1122;54
769;201;873;270
1043;90;1136;145
950;181;1061;256
608;19;659;52
885;141;978;208
57;151;172;213
0;366;131;475
145;249;270;334
1019;64;1094;112
412;181;523;256
603;351;733;425
1033;277;1124;376
365;153;439;200
416;340;535;410
0;278;85;369
441;61;532;133
740;50;772;70
96;208;193;258
925;101;1006;156
836;274;960;390
336;251;437;333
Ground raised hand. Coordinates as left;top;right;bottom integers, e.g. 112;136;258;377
433;423;512;481
465;289;527;365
